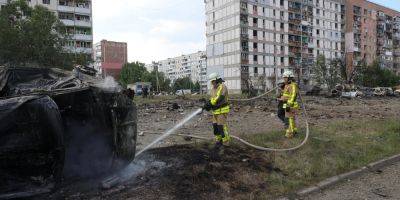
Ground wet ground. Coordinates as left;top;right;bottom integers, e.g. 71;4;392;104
40;144;274;200
35;96;400;200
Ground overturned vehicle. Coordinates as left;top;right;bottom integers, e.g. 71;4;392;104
0;66;137;197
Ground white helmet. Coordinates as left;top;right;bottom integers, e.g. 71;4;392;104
282;70;295;78
208;72;221;81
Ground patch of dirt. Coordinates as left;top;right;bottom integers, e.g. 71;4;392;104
39;144;277;200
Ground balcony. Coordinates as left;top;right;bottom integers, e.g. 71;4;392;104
73;34;92;41
61;19;92;27
241;7;248;14
241;33;249;40
63;47;92;54
58;6;91;15
241;59;249;64
75;7;91;15
75;20;92;27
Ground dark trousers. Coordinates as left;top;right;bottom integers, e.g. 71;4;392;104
277;101;288;126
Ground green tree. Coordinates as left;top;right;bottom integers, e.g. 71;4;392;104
119;61;148;87
356;61;400;87
311;55;344;90
0;0;79;68
172;77;196;91
142;70;171;92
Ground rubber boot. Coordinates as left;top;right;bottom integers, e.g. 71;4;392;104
213;123;222;142
289;117;297;135
222;124;231;144
285;117;295;139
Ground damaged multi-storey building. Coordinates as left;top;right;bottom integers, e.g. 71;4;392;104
205;0;399;93
344;0;400;77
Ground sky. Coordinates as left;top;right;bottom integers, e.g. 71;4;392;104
93;0;400;64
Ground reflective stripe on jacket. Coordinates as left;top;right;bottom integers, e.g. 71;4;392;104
210;83;230;115
283;82;299;109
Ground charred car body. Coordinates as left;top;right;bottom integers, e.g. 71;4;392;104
0;66;137;197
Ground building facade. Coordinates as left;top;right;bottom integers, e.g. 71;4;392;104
206;0;400;93
94;40;128;79
344;0;400;76
156;51;208;92
205;0;344;93
0;0;93;57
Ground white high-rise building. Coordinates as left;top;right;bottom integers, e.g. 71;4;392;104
205;0;344;93
0;0;93;56
155;51;208;92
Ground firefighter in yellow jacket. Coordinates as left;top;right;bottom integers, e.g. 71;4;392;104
203;73;231;146
280;70;299;138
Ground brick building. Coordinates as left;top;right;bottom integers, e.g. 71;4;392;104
94;40;128;79
344;0;400;77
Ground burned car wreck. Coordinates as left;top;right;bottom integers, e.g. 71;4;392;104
0;66;137;198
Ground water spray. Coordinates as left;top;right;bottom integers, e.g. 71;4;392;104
102;108;203;189
135;108;203;157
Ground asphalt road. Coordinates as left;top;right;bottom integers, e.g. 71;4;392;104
305;161;400;200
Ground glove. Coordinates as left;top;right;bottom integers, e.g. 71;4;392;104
283;103;290;112
203;100;212;111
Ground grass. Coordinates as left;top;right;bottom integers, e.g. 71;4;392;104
238;118;400;196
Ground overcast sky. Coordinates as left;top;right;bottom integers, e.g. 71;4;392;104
93;0;400;64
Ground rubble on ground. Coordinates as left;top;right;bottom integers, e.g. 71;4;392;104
0;66;137;198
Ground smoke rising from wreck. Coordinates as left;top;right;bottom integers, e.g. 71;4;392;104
64;120;114;178
95;76;122;92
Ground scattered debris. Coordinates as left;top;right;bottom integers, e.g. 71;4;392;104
0;66;137;197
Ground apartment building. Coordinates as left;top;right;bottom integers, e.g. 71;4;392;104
156;51;208;92
94;40;128;79
0;0;93;57
205;0;344;93
345;0;400;76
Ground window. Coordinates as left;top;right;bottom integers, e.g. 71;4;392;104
254;55;258;62
273;10;276;17
254;67;258;74
280;23;284;29
253;43;258;49
42;0;50;4
280;0;284;6
253;30;258;37
280;57;284;63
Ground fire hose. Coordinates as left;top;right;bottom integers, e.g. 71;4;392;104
102;88;310;189
141;87;310;152
187;87;310;152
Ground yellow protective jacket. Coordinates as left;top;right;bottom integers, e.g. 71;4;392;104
282;82;299;109
210;83;230;115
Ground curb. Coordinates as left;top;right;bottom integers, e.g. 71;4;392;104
293;153;400;198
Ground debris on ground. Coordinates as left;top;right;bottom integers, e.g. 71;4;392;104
0;66;137;197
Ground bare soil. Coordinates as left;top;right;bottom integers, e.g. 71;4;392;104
37;96;400;200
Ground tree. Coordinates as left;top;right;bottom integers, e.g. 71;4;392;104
142;70;171;92
355;61;400;87
172;77;196;91
119;61;148;87
311;55;344;90
0;0;79;69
